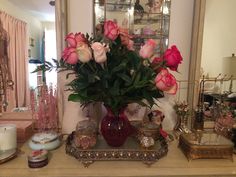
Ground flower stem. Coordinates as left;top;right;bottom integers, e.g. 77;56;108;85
87;62;96;72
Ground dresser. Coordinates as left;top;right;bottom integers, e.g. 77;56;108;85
1;138;236;177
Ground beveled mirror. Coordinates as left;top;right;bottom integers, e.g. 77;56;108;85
0;0;67;123
188;0;236;127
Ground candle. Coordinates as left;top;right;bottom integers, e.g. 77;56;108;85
0;124;17;151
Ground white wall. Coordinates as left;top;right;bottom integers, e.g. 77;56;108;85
63;0;194;132
158;0;194;129
62;0;95;133
0;0;43;59
201;0;236;77
42;22;55;31
67;0;93;34
169;0;194;100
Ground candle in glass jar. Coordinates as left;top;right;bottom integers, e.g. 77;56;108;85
0;124;17;151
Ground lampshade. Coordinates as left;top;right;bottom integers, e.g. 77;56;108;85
222;53;236;77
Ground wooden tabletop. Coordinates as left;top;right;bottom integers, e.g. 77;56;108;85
1;137;236;177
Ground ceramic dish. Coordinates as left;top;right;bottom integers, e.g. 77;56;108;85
0;149;17;164
28;132;61;150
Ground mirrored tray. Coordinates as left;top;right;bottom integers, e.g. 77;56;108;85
65;132;168;167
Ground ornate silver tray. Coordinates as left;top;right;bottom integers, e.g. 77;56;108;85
65;132;168;167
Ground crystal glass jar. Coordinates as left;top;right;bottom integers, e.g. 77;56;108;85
74;120;97;149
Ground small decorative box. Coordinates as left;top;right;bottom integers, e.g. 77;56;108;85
28;149;48;168
28;132;61;150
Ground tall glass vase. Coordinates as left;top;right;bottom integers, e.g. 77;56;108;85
101;107;131;147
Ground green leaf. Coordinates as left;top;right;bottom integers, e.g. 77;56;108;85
134;72;141;84
52;58;59;65
112;63;126;73
109;80;120;95
86;33;90;39
143;90;154;106
68;93;80;102
117;73;132;86
88;74;96;83
45;61;53;67
114;36;122;47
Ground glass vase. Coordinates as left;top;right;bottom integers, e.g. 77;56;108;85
101;107;131;147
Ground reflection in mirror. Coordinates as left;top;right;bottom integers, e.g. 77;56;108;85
200;0;236;97
0;0;57;113
0;18;14;114
93;0;171;57
189;0;236;131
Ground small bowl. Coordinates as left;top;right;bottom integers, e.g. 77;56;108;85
28;132;61;151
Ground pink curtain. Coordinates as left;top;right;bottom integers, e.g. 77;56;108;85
0;11;29;111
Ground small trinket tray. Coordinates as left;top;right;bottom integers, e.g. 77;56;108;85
66;132;168;167
0;149;17;164
179;132;234;161
28;149;48;168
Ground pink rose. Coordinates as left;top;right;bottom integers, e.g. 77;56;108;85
119;28;134;51
65;33;77;47
76;44;92;63
75;32;86;45
127;40;134;51
62;47;78;64
65;32;87;48
139;39;157;58
164;45;183;71
119;28;130;46
155;69;178;95
152;57;163;64
91;42;109;63
104;20;119;40
151;57;163;73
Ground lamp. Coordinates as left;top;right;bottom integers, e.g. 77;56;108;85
222;53;236;93
223;53;236;77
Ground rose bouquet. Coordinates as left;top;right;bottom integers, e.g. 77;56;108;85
38;20;183;146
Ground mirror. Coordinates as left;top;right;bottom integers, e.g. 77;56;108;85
188;0;236;127
0;0;67;115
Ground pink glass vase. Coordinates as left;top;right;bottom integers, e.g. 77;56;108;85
101;107;131;147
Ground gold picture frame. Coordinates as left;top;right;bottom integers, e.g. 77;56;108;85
28;49;31;58
29;37;34;47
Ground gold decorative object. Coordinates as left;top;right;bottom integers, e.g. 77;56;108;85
178;132;234;161
173;101;191;138
65;132;168;167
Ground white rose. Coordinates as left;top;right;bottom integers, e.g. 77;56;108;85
91;42;109;63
